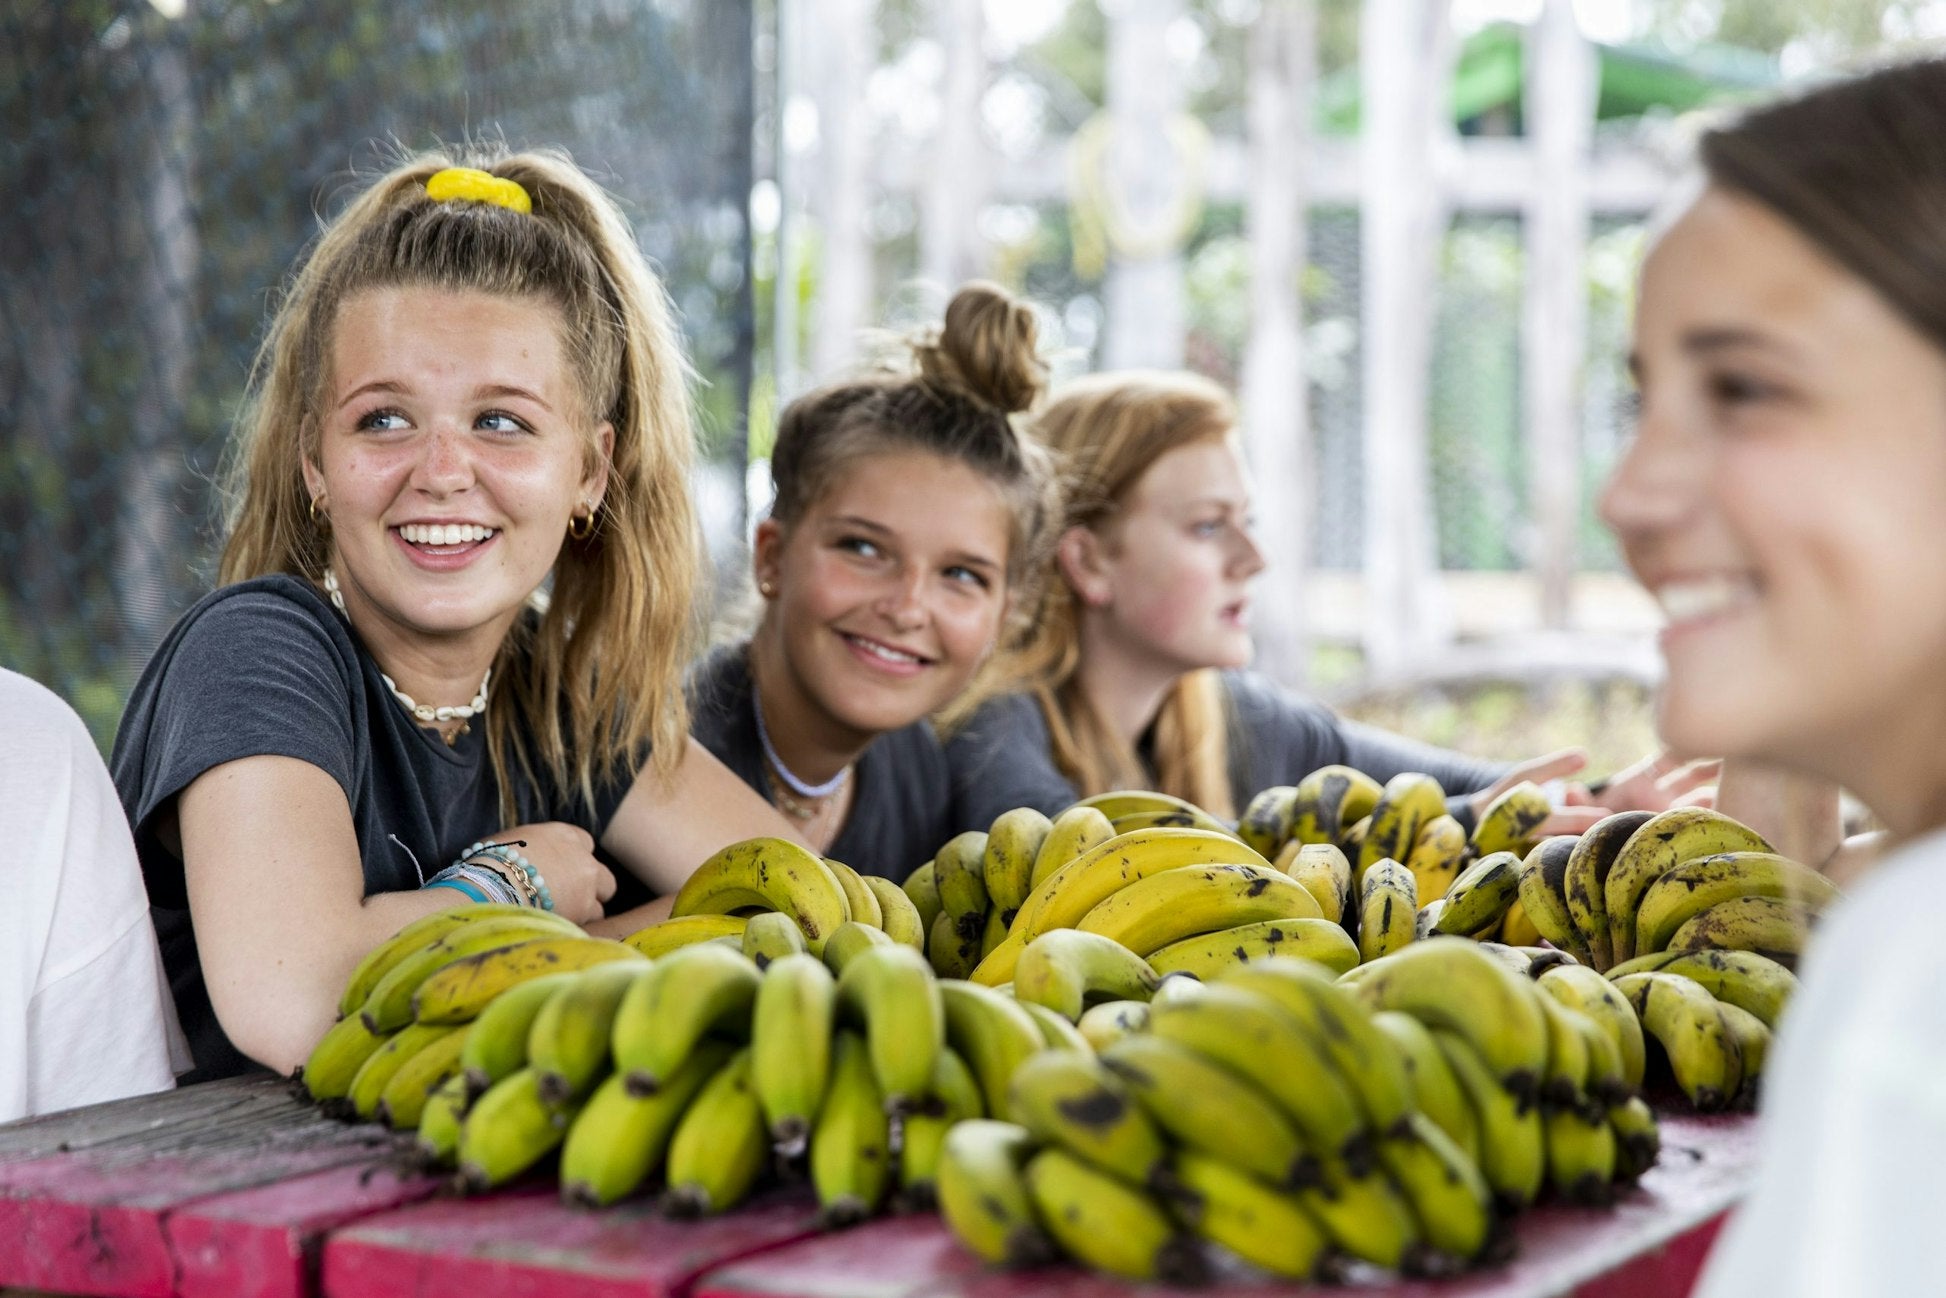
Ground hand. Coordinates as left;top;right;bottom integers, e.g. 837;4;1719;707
1587;750;1722;815
495;821;616;925
1468;747;1591;822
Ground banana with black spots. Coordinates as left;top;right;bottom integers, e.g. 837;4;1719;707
1536;963;1647;1092
1359;772;1449;880
824;919;895;974
1078;789;1228;834
1013;928;1159;1021
457;970;577;1097
927;908;980;979
1146;916;1359;979
1612;971;1743;1111
1224;958;1416;1136
612;940;760;1094
934;830;991;945
1074;861;1322;956
1532;991;1593;1112
662;1047;769;1216
1377;1111;1497;1265
624;913;748;959
349;1021;463;1120
376;1022;472;1129
1358;857;1419;961
303;1012;393;1103
1634;852;1837;957
903;861;944;936
1283;841;1354;923
1716;1001;1771;1110
823;857;882;931
1372;1009;1480;1163
1298;1154;1423;1271
1405;813;1469;905
1516;835;1590;961
339;904;579;1018
411;936;647;1026
1006;1049;1174;1192
1470;780;1553;860
741;910;809;968
1667;894;1814;966
671;836;852;955
1564;809;1654;971
1288;764;1383;848
1015;827;1273;940
360;914;590;1032
936;1120;1057;1267
984;808;1052;922
559;1039;735;1206
750;952;836;1149
1076;999;1151;1051
1102;1031;1316;1189
1543;1102;1618;1205
1607;1094;1661;1182
897;1046;985;1209
1024;1147;1208;1283
863;875;927;950
414;1072;472;1165
1604;808;1773;965
457;1067;580;1191
1605;947;1797;1028
1030;805;1117;892
1431;850;1523;938
1239;784;1298;860
1431;1027;1545;1211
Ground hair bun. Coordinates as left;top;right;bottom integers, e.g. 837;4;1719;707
914;281;1047;416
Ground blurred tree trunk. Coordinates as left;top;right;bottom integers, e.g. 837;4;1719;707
1101;0;1189;370
1241;0;1316;687
809;0;875;381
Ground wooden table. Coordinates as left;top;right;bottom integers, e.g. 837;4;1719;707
0;1077;1758;1298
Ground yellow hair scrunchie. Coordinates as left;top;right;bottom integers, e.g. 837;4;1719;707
425;166;533;214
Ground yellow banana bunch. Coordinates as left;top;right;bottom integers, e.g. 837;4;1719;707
1358;858;1419;961
1012;928;1159;1021
1288;765;1383;848
1612;971;1744;1112
1015;827;1272;940
1145;916;1359;979
670;836;852;955
1073;862;1322;956
1605;947;1797;1028
1603;807;1774;965
1563;810;1653;971
611;940;760;1093
411;936;646;1026
1470;780;1553;860
1077;788;1231;836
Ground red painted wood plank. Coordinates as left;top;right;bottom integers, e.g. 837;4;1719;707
320;1184;824;1298
688;1213;986;1298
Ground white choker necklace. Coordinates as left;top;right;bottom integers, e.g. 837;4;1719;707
322;568;491;725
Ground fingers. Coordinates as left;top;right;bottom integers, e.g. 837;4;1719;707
594;863;618;905
1508;747;1591;786
1656;757;1722;795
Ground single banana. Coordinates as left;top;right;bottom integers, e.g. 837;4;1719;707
411;936;647;1026
612;940;761;1093
1150;970;1208;1007
1377;1111;1497;1264
376;1022;472;1129
1238;784;1298;861
968;928;1025;986
822;919;894;974
835;943;943;1112
1470;780;1553;860
1715;1001;1772;1110
897;1046;985;1209
338;904;578;1018
1102;1031;1315;1189
1636;853;1837;956
1612;972;1744;1111
750;952;836;1149
303;1012;392;1102
1607;1094;1661;1182
1343;937;1550;1105
360;915;589;1032
1288;764;1383;848
984;807;1053;921
1024;1147;1208;1284
936;1120;1057;1267
1358;857;1420;961
1013;928;1160;1021
1516;835;1589;961
1604;807;1774;965
1358;772;1448;879
981;907;1009;958
671;836;852;955
1430;1027;1544;1211
1006;1048;1173;1191
1019;999;1092;1052
1146;917;1359;979
823;857;883;931
1537;963;1647;1092
1014;827;1273;940
1283;841;1354;923
934;830;992;943
1533;991;1593;1112
1415;897;1449;941
559;1039;734;1207
939;979;1054;1122
1223;958;1416;1136
1147;983;1372;1171
1605;947;1798;1028
1342;813;1372;859
1405;813;1470;904
662;1047;769;1216
1499;899;1544;948
414;1072;471;1165
349;1021;463;1120
1298;1154;1422;1271
1030;805;1117;892
1571;1006;1632;1110
1167;1149;1330;1280
1076;999;1151;1051
809;1031;893;1225
457;1067;580;1191
1074;862;1323;956
863;874;928;950
1077;788;1228;834
1564;809;1654;972
1666;894;1813;966
1544;1103;1619;1205
1431;850;1523;938
457;970;578;1097
740;910;809;968
902;861;944;936
927;908;980;979
623;913;748;959
529;961;646;1105
1371;1010;1480;1163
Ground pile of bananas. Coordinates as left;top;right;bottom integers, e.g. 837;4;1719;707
937;951;1649;1283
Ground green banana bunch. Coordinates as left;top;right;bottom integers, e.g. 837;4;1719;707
1536;963;1647;1091
558;1039;734;1207
1075;862;1323;956
360;914;587;1032
1288;765;1383;848
1238;784;1298;860
863;875;928;950
349;1021;462;1120
984;808;1052;923
339;904;579;1018
1223;958;1416;1135
457;1067;581;1191
1430;1027;1545;1211
1018;1000;1093;1052
1024;1147;1208;1283
458;970;578;1098
1612;971;1744;1111
1515;836;1590;962
1167;1149;1330;1280
411;936;647;1026
414;1072;472;1165
750;951;835;1149
1563;810;1654;971
936;1120;1057;1267
809;1032;892;1225
1298;1154;1423;1271
303;1012;392;1103
834;943;942;1113
528;962;646;1105
823;857;882;930
1605;947;1797;1028
1666;894;1814;966
662;1047;770;1216
1431;851;1523;938
1282;841;1354;923
1404;814;1469;906
1006;1049;1174;1192
1470;780;1553;860
611;940;760;1094
740;910;809;968
1371;1010;1480;1163
1012;928;1159;1021
1376;1111;1497;1265
671;836;852;955
902;861;943;936
1146;916;1359;979
1358;772;1448;879
898;1047;986;1209
1075;999;1151;1051
1358;858;1419;961
1604;807;1773;965
1014;827;1273;940
623;913;748;959
376;1022;472;1129
1101;1032;1315;1189
823;919;894;973
939;979;1046;1121
1634;852;1838;956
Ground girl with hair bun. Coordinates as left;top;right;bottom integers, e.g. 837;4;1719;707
1601;57;1946;1294
687;281;1058;878
112;147;804;1081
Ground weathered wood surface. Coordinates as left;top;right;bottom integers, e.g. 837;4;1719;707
689;1113;1756;1298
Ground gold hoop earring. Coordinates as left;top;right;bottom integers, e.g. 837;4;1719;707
309;497;329;530
569;505;595;541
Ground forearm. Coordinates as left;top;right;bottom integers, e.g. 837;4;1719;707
586;894;675;938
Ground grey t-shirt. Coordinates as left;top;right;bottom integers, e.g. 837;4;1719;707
111;574;634;1082
944;669;1509;832
686;644;961;884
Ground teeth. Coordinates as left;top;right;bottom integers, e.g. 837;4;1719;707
398;523;496;546
852;636;921;665
1656;576;1756;624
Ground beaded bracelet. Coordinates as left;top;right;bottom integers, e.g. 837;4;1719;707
457;839;555;912
424;861;522;906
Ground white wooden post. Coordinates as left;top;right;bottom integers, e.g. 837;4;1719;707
1241;0;1316;686
922;0;988;291
1525;0;1596;628
1359;0;1456;680
810;0;877;381
1100;0;1189;369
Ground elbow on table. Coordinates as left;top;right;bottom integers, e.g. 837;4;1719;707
215;992;339;1078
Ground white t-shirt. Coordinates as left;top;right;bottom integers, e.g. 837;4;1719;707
0;668;189;1120
1696;826;1946;1296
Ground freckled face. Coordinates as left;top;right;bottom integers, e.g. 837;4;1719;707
1090;437;1266;675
